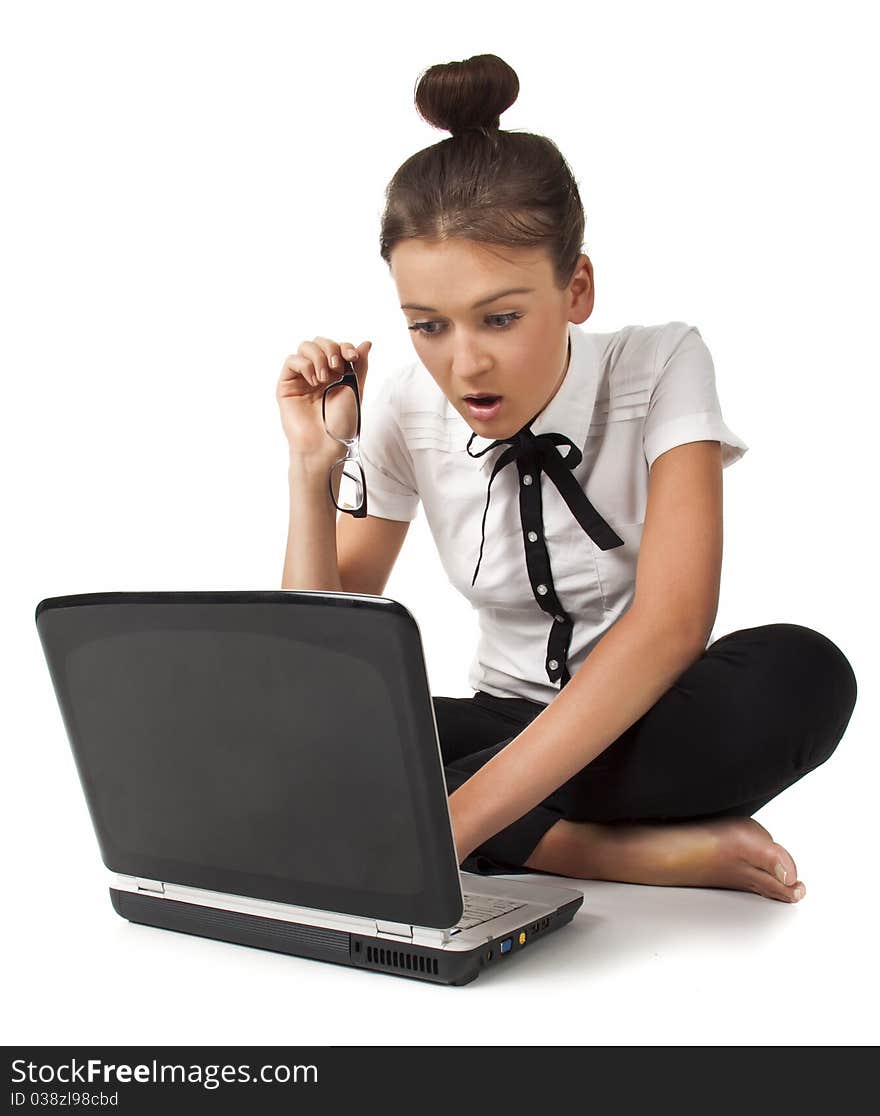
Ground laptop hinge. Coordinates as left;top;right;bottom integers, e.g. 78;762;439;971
375;920;413;940
135;877;165;895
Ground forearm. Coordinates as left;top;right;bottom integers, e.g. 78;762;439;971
449;607;705;861
281;456;344;591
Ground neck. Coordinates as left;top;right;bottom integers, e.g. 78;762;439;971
526;334;571;428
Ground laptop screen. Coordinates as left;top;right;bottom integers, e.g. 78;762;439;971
36;591;463;929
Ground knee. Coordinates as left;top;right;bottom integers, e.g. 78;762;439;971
761;623;858;762
772;624;856;713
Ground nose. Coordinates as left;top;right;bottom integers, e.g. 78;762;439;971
452;331;493;382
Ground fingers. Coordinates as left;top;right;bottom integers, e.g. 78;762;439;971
311;337;364;379
319;336;363;371
278;338;371;392
298;341;335;385
278;353;321;393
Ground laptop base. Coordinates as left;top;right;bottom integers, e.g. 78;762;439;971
110;888;581;987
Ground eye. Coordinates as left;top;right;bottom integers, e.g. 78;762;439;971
487;312;522;329
407;312;523;337
408;320;444;336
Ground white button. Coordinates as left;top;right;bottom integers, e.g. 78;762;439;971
555;614;565;623
523;475;533;485
527;531;538;542
536;584;548;595
548;659;559;671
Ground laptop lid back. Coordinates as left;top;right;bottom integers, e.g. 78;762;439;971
35;591;464;929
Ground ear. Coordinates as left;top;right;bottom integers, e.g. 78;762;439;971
567;254;594;324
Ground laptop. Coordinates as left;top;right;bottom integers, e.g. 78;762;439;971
34;590;583;986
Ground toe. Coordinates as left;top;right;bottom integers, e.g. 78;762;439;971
744;864;805;903
765;841;798;887
731;822;802;898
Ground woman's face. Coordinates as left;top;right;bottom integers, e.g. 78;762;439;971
390;237;594;438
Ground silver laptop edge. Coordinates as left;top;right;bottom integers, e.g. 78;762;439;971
111;872;584;953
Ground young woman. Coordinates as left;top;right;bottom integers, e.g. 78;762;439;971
277;54;857;904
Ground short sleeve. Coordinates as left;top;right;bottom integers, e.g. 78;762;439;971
358;371;421;522
643;322;749;471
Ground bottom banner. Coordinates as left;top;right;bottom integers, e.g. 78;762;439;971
2;1046;865;1112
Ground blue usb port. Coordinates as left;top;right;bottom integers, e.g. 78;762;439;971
500;938;513;954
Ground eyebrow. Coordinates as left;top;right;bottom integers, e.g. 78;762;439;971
400;287;535;313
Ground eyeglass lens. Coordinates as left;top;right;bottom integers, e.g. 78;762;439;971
330;459;365;512
324;379;360;442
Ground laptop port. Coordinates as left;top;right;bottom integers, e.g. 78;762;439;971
500;938;512;954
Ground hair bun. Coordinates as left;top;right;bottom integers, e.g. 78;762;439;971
414;54;519;137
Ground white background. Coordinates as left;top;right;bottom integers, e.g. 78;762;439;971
2;0;877;1045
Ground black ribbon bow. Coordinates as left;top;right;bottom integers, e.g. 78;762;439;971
466;423;625;686
466;424;625;587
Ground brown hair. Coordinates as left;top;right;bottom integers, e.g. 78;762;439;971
379;54;586;289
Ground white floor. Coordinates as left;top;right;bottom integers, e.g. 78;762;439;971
5;764;876;1047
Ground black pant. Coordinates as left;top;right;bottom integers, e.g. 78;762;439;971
433;623;858;876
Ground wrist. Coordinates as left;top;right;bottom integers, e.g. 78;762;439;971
288;453;335;482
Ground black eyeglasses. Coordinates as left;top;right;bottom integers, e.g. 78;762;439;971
322;361;367;518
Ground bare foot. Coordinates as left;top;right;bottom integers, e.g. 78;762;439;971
524;816;807;903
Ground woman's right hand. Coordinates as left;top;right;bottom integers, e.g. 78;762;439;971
276;337;372;463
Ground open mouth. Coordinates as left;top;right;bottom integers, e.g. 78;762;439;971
464;394;504;418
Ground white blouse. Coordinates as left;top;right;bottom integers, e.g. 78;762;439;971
358;320;749;704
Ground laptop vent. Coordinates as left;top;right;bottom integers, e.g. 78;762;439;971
365;945;438;976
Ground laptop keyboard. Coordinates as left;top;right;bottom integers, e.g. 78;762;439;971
454;893;526;931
